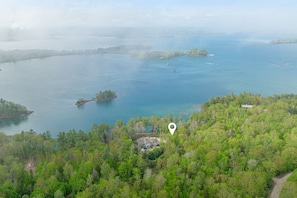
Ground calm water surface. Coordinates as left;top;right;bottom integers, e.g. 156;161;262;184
1;34;297;135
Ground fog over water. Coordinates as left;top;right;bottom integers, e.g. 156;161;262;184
1;0;297;39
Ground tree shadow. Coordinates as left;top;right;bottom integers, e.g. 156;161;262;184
0;117;28;128
95;100;114;107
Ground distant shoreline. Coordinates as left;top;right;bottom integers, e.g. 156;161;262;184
0;45;151;64
270;38;297;44
0;45;208;63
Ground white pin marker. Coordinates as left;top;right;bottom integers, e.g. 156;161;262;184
168;123;177;135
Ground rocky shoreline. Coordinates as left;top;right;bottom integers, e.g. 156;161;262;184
75;99;95;107
0;99;34;120
0;110;33;120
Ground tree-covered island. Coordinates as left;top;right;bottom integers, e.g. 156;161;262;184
95;90;117;102
0;99;33;119
75;90;117;107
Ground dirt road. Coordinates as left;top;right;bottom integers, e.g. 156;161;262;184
270;172;293;198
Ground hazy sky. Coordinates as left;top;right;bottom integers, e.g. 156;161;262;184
1;0;297;34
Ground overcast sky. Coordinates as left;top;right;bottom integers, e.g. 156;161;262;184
1;0;297;34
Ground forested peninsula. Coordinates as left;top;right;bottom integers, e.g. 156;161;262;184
0;99;33;119
132;48;208;59
2;93;297;197
0;45;208;63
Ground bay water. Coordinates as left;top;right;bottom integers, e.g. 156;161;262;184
1;33;297;136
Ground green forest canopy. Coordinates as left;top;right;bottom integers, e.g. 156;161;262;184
1;93;297;197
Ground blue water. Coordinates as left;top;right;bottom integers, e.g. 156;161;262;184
1;33;297;135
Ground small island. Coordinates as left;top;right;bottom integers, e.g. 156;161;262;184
0;98;33;119
75;90;117;107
